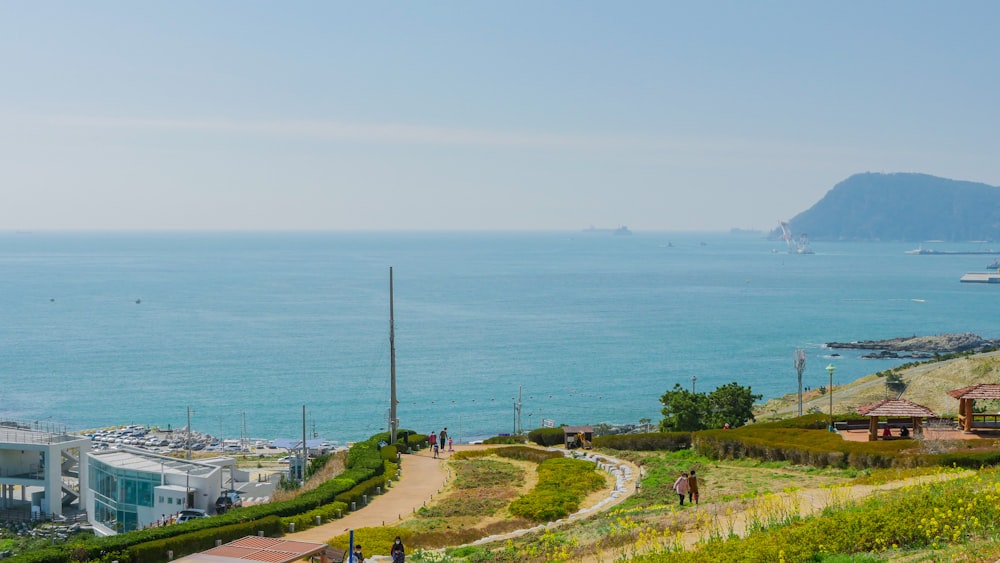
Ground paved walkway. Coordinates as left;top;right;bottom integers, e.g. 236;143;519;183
286;447;455;543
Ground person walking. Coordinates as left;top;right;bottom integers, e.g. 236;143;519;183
448;437;454;452
390;536;406;563
688;470;699;505
672;472;690;506
438;429;446;450
428;431;437;452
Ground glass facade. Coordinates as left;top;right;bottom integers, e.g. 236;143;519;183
89;459;160;533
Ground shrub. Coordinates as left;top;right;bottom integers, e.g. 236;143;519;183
528;427;565;447
592;432;692;451
483;435;525;444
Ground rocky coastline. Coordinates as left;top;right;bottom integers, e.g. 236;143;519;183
825;332;1000;357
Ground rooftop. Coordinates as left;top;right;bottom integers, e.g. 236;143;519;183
0;419;87;446
856;399;937;418
947;383;1000;400
91;447;218;476
174;536;328;563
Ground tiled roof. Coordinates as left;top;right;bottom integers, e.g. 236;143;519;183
947;383;1000;400
856;399;936;418
190;536;327;563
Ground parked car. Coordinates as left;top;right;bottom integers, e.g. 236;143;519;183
176;509;208;523
215;491;243;514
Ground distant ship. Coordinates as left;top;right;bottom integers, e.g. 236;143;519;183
988;259;1000;271
905;245;999;255
582;225;632;235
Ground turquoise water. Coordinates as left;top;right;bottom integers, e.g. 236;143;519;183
2;231;999;443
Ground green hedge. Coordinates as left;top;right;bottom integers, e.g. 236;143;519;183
125;516;283;563
483;435;525;444
528;427;564;447
592;432;692;451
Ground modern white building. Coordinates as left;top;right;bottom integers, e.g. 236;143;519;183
86;448;232;535
0;419;91;521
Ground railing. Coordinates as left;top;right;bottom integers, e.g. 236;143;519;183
958;413;1000;428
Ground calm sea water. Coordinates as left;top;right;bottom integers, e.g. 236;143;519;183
2;231;999;443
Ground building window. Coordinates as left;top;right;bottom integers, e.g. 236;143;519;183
167;497;172;504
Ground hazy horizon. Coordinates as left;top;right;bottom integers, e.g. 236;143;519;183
3;2;999;232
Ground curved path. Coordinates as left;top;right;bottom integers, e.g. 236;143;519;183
285;444;640;559
285;447;453;543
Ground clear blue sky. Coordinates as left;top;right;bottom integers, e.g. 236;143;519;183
2;2;998;231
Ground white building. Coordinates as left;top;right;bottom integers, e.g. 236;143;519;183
86;448;231;535
0;419;91;521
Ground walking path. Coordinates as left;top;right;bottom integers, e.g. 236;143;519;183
286;444;640;560
285;447;454;543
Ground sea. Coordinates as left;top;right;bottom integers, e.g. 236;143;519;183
3;231;1000;444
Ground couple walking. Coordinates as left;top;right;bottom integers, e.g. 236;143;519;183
672;470;699;505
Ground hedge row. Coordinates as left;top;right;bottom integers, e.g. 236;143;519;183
591;432;692;451
692;414;1000;470
528;427;565;447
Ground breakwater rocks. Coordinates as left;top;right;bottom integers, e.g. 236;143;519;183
826;333;1000;357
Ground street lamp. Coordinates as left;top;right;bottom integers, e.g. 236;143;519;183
691;375;697;394
826;363;835;431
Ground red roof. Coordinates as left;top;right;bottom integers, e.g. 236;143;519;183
947;383;1000;400
177;536;328;563
856;399;936;418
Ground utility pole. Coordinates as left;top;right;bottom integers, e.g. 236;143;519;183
186;406;193;460
389;267;398;444
794;350;806;417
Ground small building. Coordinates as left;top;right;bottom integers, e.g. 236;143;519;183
86;447;227;535
856;399;936;441
948;384;1000;432
563;426;593;449
0;419;91;521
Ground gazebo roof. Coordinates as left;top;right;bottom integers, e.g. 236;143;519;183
947;383;1000;400
856;399;937;418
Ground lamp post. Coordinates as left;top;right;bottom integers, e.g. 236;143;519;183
826;363;835;431
691;375;697;394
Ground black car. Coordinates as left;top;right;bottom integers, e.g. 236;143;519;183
215;490;243;514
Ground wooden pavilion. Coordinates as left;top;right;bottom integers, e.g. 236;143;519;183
948;384;1000;432
856;399;936;441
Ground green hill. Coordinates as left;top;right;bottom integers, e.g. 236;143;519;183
757;350;1000;419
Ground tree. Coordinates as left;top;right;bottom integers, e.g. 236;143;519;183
659;384;708;432
705;382;762;429
659;381;763;431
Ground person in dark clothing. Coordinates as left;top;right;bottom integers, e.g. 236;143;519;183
390;536;405;563
688;469;699;504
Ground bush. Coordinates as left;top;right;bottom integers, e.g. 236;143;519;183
483;435;525;444
528;427;565;447
592;432;692;451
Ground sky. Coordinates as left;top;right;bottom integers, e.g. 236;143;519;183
2;1;999;232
